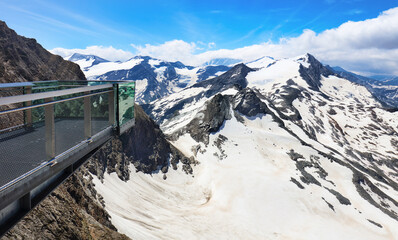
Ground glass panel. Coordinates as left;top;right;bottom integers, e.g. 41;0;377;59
91;92;110;135
54;97;85;156
118;82;135;126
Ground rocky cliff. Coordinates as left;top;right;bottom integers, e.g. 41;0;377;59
0;21;85;83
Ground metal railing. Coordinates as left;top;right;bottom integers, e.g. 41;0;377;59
0;80;135;191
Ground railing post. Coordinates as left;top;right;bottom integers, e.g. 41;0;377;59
24;86;32;128
45;97;55;160
84;92;91;139
108;88;115;125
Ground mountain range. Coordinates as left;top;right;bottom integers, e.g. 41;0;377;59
67;52;398;239
67;53;230;103
67;53;398;109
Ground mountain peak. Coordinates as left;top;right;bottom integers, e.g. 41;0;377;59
68;53;109;63
298;53;336;91
193;63;254;97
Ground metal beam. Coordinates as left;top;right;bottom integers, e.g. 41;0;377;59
24;86;32;128
45;97;55;161
108;89;115;125
84;93;92;138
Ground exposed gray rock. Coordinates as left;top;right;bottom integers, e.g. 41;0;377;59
233;88;273;117
322;197;335;212
367;219;383;228
185;94;232;145
290;177;305;189
325;187;351;205
287;149;304;161
193;63;254;97
298;54;336;92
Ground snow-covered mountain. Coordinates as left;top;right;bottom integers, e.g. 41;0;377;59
330;66;398;109
66;53;110;71
89;54;398;239
69;54;230;104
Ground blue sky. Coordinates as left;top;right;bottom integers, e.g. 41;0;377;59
1;0;398;75
1;0;396;50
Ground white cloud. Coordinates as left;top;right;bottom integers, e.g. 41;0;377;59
51;7;398;76
131;40;198;63
50;46;134;62
130;7;398;76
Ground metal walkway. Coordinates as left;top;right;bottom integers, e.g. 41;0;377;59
0;80;136;236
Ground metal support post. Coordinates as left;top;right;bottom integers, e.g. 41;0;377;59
84;92;92;139
108;89;115;125
45;97;55;160
25;86;32;128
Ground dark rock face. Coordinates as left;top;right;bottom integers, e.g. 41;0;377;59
269;86;303;121
233;88;273;117
299;54;335;91
121;105;175;173
88;104;195;176
196;65;230;82
0;21;85;84
193;63;254;97
325;187;351;205
185;94;232;145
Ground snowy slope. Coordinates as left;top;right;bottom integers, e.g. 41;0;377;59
92;54;398;239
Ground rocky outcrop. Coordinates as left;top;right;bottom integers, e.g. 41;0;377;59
185;94;232;145
233;88;272;117
193;63;253;97
299;53;335;91
0;21;85;84
87;104;195;177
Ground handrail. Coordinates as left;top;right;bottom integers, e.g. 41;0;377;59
0;90;113;116
0;84;113;106
0;80;136;89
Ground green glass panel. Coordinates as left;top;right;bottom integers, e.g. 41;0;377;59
118;82;135;126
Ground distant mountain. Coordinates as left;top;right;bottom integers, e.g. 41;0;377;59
69;55;230;104
369;74;397;82
329;66;398;109
383;76;398;86
66;53;109;71
245;56;275;68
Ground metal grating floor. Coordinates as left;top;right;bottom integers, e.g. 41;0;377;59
0;119;109;188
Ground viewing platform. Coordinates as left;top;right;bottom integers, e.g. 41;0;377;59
0;80;136;236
